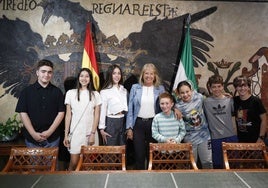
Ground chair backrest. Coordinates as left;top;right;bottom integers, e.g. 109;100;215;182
148;143;198;170
222;142;268;169
2;147;58;173
75;145;126;171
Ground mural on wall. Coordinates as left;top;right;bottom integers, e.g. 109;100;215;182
0;0;268;121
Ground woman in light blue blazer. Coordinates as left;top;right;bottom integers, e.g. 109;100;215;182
126;63;165;170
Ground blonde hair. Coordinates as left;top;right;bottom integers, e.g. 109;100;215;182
139;63;161;87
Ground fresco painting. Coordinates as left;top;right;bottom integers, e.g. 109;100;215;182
0;0;268;121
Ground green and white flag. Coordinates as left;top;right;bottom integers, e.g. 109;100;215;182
172;23;197;91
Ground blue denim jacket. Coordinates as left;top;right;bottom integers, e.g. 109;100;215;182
126;83;165;129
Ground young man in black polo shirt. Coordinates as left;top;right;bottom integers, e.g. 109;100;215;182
16;59;65;147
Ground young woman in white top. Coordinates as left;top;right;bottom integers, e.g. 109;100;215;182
63;68;101;171
99;64;128;145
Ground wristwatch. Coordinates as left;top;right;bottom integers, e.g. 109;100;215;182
259;135;265;140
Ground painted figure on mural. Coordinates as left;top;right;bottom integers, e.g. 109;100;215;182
63;68;101;171
15;59;65;148
233;75;267;143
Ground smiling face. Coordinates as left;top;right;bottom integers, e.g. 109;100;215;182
36;65;53;87
235;81;251;99
112;67;122;85
209;83;224;98
79;70;90;89
142;67;155;86
178;84;193;102
159;97;174;115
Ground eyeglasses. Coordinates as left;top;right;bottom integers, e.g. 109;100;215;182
237;84;248;88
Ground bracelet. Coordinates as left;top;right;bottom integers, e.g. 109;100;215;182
91;131;95;134
259;136;265;140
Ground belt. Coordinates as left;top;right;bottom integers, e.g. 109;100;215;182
111;111;125;116
115;111;124;115
108;111;125;118
137;117;154;121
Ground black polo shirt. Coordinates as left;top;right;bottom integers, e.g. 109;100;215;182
16;81;65;144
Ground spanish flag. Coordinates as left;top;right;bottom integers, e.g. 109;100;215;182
82;22;99;90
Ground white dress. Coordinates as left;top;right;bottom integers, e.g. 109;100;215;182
65;89;101;154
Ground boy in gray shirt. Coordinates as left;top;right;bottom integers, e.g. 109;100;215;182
204;75;238;169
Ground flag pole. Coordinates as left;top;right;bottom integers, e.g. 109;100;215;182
169;14;190;93
170;13;197;92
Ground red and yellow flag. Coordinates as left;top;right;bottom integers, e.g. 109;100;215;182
82;22;99;90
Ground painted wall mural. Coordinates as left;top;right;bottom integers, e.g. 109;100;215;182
0;0;268;121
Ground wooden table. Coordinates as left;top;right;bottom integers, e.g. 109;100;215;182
0;136;25;170
0;136;25;156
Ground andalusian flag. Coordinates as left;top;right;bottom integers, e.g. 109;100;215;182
82;22;99;90
172;19;197;91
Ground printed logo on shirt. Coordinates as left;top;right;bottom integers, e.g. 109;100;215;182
183;109;202;128
236;109;252;132
212;104;226;115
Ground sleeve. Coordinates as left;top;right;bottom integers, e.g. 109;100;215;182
256;97;266;115
93;91;102;106
15;88;27;113
126;85;136;129
230;98;234;115
64;90;72;105
174;119;186;143
57;88;65;112
99;90;108;129
152;115;166;143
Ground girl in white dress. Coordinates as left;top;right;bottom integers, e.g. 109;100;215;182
63;68;101;171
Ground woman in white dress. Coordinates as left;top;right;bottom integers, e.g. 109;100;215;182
63;68;101;171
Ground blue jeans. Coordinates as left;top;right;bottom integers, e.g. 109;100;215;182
25;137;60;148
211;135;238;169
24;137;60;170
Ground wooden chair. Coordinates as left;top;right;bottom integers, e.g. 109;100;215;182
75;145;126;171
222;142;268;169
148;143;198;170
2;147;58;173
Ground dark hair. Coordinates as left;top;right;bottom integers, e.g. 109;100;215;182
176;80;192;92
102;64;123;89
76;68;95;101
64;76;77;92
233;75;251;88
37;59;53;69
207;75;223;87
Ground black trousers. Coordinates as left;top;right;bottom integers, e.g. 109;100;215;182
133;117;156;170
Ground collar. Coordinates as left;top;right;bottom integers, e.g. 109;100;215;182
33;81;52;89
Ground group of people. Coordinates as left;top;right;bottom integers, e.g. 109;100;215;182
15;59;267;171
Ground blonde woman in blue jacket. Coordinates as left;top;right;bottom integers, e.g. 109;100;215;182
126;63;165;170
